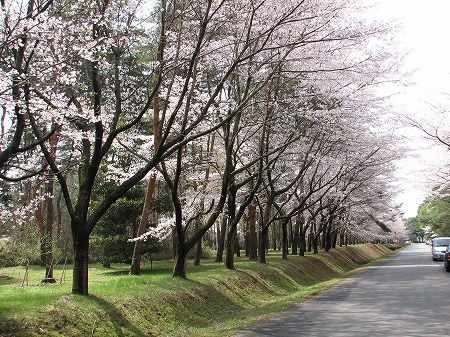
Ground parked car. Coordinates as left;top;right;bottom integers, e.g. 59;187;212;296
444;246;450;272
431;237;450;261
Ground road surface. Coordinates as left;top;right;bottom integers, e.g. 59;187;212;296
232;243;450;337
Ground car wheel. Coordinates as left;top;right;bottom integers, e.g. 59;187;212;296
445;262;450;272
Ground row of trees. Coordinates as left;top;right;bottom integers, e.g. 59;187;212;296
1;0;408;294
406;100;450;238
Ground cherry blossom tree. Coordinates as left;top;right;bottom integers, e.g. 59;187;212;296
23;0;163;294
0;0;59;181
146;0;343;277
0;0;404;294
138;0;401;274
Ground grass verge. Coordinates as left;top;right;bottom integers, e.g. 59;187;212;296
0;244;394;337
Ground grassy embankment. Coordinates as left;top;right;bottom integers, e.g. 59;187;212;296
0;244;395;337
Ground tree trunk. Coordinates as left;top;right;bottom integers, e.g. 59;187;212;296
281;218;288;260
172;226;178;259
130;173;156;275
243;215;250;257
225;228;235;269
258;227;268;263
194;217;202;266
36;180;55;282
194;132;214;266
299;229;307;256
72;230;90;295
324;217;333;251
234;230;240;257
43;125;58;281
288;218;293;253
325;230;332;252
225;185;237;269
321;220;327;249
292;214;300;255
331;230;338;249
215;213;227;262
43;177;55;281
248;201;257;260
172;186;187;278
313;234;319;254
299;218;307;256
172;241;187;278
308;221;314;252
271;224;277;251
130;9;164;274
56;189;63;240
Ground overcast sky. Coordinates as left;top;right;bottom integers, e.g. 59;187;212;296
365;0;450;217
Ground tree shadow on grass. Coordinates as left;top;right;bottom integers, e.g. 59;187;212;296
0;274;19;286
0;313;22;336
100;266;173;277
99;260;223;277
88;295;147;337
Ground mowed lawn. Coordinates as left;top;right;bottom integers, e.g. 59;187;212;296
0;244;394;337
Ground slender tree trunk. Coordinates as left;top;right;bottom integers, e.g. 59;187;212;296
215;213;227;262
56;189;63;240
43;176;55;281
1;106;6;138
36;182;54;282
172;226;178;259
194;133;214;266
130;174;156;275
130;3;164;275
172;185;186;277
292;214;300;255
35;199;46;265
313;234;319;254
339;232;345;247
248;201;257;260
215;222;220;251
36;126;58;282
281;218;288;260
288;219;293;251
299;217;307;256
308;224;313;252
299;228;307;256
325;230;332;252
271;224;277;251
194;216;202;265
225;184;237;269
243;215;250;257
324;218;333;251
44;121;58;281
234;230;240;257
321;222;327;249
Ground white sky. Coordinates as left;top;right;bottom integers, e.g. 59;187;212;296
364;0;450;217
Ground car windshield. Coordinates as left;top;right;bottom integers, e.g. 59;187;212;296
433;239;450;247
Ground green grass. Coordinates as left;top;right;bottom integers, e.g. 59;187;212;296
0;244;394;337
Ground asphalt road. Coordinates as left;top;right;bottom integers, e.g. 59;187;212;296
232;243;450;337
